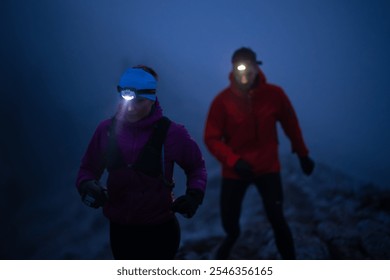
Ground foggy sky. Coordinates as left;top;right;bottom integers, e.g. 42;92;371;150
2;0;390;189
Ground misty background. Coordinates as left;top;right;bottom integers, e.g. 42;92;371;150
1;0;389;259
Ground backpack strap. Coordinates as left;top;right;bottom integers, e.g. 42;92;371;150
132;116;171;177
105;116;171;178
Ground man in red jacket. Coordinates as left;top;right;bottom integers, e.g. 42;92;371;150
204;47;314;259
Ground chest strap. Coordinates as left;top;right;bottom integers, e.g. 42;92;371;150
105;117;171;178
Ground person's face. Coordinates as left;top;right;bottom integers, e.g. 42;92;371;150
119;97;155;123
233;60;258;91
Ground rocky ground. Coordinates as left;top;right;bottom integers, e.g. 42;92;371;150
2;157;390;260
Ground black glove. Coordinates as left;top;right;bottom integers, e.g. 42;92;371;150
78;180;108;208
172;189;204;218
234;159;254;179
299;156;315;176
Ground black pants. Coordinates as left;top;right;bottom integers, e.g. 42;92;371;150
217;173;295;259
109;217;180;260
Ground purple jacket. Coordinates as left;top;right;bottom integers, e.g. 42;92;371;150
76;101;207;225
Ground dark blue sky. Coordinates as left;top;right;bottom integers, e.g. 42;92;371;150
2;0;390;188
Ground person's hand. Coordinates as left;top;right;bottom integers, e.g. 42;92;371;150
299;156;315;176
78;180;108;208
172;189;204;218
234;159;254;179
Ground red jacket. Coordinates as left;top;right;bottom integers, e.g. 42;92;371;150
204;67;309;179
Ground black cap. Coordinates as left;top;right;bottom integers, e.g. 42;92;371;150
231;47;262;65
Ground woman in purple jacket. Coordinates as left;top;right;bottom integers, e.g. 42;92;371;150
76;65;207;260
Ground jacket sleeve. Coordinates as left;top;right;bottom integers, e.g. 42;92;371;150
277;89;309;157
203;96;240;168
75;122;108;188
168;124;207;193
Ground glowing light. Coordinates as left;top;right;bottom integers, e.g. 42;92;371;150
237;64;246;71
120;89;136;101
122;95;134;101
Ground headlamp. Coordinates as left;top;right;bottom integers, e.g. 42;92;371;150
236;64;247;72
120;89;136;101
117;86;156;101
233;61;257;86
